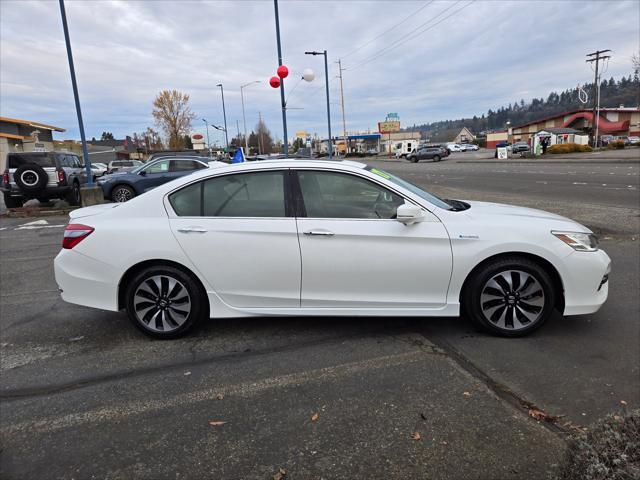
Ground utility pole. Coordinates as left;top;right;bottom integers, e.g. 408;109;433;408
586;49;611;147
337;59;348;156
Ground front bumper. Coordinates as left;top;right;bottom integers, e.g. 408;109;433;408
54;249;120;312
561;248;611;315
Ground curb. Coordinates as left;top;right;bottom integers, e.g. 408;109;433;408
1;208;76;218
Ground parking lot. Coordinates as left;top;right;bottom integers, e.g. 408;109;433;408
1;158;638;479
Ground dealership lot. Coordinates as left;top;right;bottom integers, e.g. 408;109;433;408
1;160;638;479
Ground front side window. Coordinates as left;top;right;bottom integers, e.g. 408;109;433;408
169;171;286;217
297;170;404;219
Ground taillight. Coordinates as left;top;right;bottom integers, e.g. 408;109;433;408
2;171;8;185
62;224;94;249
57;170;66;183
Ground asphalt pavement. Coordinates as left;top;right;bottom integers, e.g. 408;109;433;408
1;159;639;479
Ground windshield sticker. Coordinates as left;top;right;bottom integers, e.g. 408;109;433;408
370;168;391;179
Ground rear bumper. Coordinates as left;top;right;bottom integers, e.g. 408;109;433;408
54;249;120;311
561;249;611;315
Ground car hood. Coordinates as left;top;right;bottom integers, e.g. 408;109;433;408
69;203;120;219
461;200;590;231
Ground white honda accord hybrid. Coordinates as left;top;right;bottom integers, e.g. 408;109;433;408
54;159;611;339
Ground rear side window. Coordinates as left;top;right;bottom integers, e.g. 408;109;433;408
169;171;286;217
8;153;56;168
170;160;205;172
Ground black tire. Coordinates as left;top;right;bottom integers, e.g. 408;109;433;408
111;184;135;202
125;265;207;339
407;156;418;163
3;193;24;209
433;155;441;162
13;163;48;196
65;181;81;206
461;256;556;337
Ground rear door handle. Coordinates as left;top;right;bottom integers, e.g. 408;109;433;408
178;226;207;233
303;230;334;236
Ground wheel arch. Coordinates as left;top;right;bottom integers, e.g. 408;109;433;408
459;251;565;312
117;259;209;311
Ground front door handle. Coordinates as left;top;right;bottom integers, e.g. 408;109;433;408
178;226;207;233
303;230;334;236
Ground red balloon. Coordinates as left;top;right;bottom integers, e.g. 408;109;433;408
269;76;281;88
277;65;289;79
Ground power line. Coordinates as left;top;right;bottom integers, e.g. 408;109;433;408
340;1;435;60
346;0;474;72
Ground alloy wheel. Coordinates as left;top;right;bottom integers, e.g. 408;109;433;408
113;186;133;202
133;275;191;333
479;270;545;331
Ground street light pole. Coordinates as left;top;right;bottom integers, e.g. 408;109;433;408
241;81;259;155
216;83;229;150
305;50;333;159
273;0;288;156
59;0;93;186
202;118;211;157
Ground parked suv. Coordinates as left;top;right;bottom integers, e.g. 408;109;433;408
1;151;87;208
406;146;445;163
98;156;212;202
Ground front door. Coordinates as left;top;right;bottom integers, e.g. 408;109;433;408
168;169;301;308
294;169;452;308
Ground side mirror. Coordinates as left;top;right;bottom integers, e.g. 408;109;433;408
396;203;427;225
138;170;147;176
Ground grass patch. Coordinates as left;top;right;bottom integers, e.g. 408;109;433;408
560;408;639;480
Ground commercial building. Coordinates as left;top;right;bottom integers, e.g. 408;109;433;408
486;107;640;148
0;116;65;171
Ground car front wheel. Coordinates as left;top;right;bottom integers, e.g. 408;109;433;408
112;185;135;202
462;256;555;337
433;155;441;162
125;266;206;339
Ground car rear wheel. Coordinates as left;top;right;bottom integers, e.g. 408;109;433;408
462;256;555;337
433;155;441;162
125;266;206;339
65;181;81;206
112;185;135;202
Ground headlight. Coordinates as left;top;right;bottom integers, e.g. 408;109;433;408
552;231;599;252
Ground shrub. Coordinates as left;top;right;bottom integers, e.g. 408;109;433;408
607;140;626;150
547;142;592;154
560;409;640;480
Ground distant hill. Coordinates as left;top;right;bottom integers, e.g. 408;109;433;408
405;73;640;138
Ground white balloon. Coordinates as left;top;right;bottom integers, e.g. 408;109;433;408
302;68;315;82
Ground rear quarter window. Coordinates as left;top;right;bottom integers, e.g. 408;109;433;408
8;153;56;168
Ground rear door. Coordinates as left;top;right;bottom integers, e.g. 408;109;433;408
168;169;301;308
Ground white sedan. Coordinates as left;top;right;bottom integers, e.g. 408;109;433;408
54;159;611;339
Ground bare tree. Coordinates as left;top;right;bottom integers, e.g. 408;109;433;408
152;90;195;150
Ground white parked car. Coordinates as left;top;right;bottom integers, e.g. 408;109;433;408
54;159;610;339
446;143;463;152
461;143;479;151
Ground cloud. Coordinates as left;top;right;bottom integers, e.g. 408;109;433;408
1;0;638;141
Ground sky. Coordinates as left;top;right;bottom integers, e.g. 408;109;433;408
1;0;639;145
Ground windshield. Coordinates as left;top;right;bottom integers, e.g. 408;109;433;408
366;166;453;210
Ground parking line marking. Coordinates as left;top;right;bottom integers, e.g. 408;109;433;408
1;350;426;436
